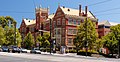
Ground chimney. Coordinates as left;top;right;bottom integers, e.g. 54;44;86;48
79;5;81;16
85;6;88;17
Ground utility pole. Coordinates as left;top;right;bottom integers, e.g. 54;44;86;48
118;40;120;58
50;19;52;54
14;22;16;45
85;6;88;57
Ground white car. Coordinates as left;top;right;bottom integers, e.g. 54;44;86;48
21;48;28;53
30;48;41;54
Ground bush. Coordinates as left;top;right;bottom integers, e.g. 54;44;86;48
65;49;77;53
69;49;77;53
77;50;98;56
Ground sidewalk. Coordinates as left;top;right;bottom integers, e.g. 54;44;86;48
40;52;117;60
41;52;90;58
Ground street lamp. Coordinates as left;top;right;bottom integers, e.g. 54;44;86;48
49;18;52;54
85;6;88;57
14;22;17;46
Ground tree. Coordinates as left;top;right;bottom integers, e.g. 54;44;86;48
0;16;18;46
0;26;5;45
102;24;120;56
0;16;16;28
16;29;22;47
24;32;34;49
36;33;50;51
4;26;15;45
95;38;104;52
36;35;43;47
102;32;118;56
0;16;8;28
73;35;83;53
42;32;50;48
75;18;98;51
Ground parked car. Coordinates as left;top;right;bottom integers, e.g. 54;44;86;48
21;48;27;53
30;48;41;54
8;46;21;53
0;47;2;52
1;46;8;52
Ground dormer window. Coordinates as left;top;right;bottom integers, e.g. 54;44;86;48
68;9;70;11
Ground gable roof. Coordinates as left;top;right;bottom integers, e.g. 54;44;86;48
60;7;95;19
98;20;119;26
47;13;55;20
23;18;36;26
23;14;55;26
98;20;111;26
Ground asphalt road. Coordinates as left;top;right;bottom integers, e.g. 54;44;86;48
0;52;120;62
0;55;55;62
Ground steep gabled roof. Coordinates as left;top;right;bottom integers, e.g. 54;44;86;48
98;20;119;26
47;13;55;20
23;19;36;26
23;14;55;26
60;7;95;19
98;20;111;26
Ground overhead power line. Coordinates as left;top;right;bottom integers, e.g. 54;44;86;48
88;0;112;6
94;7;120;14
0;11;34;14
95;12;120;16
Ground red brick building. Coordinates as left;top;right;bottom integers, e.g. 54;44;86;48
19;6;54;47
52;6;98;49
19;5;98;50
98;20;111;38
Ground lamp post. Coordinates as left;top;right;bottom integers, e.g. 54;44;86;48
14;22;16;45
49;18;52;54
85;6;88;57
118;40;120;58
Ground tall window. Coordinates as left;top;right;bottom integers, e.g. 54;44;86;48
62;28;65;35
68;38;72;44
32;27;34;32
62;18;65;25
73;19;76;25
56;28;61;35
54;21;56;28
68;29;72;34
68;19;72;25
78;20;80;25
68;28;77;35
57;18;61;25
73;29;77;34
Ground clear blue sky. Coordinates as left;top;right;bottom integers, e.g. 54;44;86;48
0;0;120;28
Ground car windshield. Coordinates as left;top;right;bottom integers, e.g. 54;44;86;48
34;48;39;50
2;46;8;49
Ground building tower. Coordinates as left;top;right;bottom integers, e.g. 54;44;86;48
35;6;49;35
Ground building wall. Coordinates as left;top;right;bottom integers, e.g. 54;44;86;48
98;25;110;38
53;7;98;49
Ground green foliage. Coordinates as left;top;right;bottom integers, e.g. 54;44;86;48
102;25;120;55
16;29;22;47
24;32;34;49
74;18;98;51
66;49;77;53
0;16;19;46
0;26;5;45
0;16;16;28
36;33;50;48
95;39;104;51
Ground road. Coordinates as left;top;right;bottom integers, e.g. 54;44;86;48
0;52;120;62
